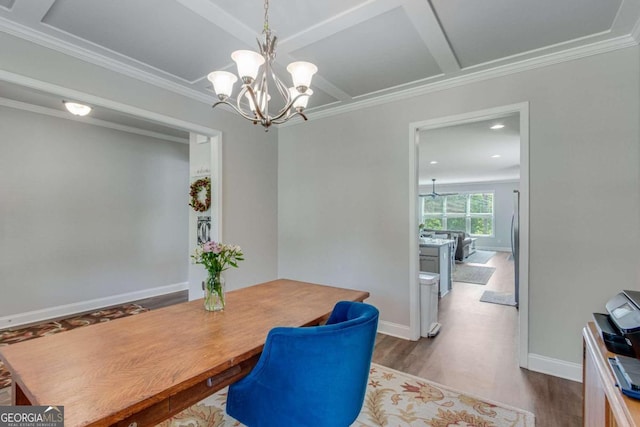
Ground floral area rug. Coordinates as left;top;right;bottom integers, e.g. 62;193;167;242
0;304;149;389
160;363;535;427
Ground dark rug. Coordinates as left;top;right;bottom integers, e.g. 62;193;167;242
452;264;496;285
0;303;149;389
480;290;517;306
464;250;496;264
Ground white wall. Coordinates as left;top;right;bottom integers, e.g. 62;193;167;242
0;106;188;317
418;181;520;251
0;31;279;314
278;45;640;366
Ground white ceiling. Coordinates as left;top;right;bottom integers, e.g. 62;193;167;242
0;0;639;121
418;114;520;186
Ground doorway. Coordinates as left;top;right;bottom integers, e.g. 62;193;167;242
408;103;529;368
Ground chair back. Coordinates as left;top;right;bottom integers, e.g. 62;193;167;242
226;300;379;427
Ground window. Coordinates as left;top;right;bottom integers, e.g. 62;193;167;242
421;192;494;237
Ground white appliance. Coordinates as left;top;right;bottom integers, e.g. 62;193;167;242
419;272;441;337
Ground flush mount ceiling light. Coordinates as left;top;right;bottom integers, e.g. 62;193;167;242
430;161;439;164
63;101;92;116
490;124;505;130
207;0;317;130
491;154;501;158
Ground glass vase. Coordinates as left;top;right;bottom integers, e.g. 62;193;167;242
204;271;225;311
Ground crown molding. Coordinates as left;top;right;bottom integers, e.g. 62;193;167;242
0;96;189;143
1;14;638;130
282;33;639;127
0;16;216;105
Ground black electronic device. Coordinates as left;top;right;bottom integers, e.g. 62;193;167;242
593;313;635;357
598;291;640;400
594;290;640;359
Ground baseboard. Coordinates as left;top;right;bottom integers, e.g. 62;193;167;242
527;353;582;383
378;325;583;382
378;320;413;340
0;282;189;329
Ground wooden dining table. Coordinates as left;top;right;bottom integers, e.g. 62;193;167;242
0;279;370;426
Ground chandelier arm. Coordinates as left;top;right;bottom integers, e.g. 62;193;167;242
213;99;261;123
261;62;271;124
235;83;249;106
234;85;258;120
270;104;293;122
265;68;299;122
269;92;309;123
270;70;291;104
272;110;308;125
244;75;271;122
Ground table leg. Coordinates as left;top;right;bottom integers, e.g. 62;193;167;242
12;382;32;405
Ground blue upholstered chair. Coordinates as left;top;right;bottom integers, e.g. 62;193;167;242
226;301;379;427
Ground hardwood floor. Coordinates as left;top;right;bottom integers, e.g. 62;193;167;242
1;266;583;426
372;251;583;426
129;290;188;310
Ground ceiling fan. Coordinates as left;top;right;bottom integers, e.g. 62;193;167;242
419;179;459;198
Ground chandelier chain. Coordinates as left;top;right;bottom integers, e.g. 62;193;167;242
263;0;270;33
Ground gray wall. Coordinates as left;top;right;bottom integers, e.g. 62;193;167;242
0;31;278;308
278;45;640;365
418;181;520;251
0;106;188;315
3;29;639;367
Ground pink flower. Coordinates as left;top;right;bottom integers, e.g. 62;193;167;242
202;241;222;254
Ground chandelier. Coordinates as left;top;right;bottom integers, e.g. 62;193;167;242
207;0;318;130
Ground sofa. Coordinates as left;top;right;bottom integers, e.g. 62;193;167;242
421;229;473;261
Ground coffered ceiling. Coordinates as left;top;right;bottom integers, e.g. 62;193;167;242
0;0;639;118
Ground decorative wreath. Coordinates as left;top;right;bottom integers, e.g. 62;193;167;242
189;177;211;212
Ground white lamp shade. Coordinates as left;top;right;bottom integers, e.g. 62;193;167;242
207;71;238;98
245;90;270;112
288;87;313;109
286;61;317;90
231;50;265;81
63;101;92;116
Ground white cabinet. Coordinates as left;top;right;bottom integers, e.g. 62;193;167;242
419;239;453;297
419;250;438;273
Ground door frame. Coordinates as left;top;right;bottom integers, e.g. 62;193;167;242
408;102;530;368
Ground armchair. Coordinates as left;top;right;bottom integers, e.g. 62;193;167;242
226;301;379;427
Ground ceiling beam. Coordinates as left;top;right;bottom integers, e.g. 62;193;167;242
8;0;55;24
278;0;403;52
611;0;640;38
175;0;257;46
401;0;460;74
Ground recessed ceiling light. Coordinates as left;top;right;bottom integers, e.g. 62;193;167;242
490;124;504;130
63;101;92;116
491;154;501;158
430;161;438;164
